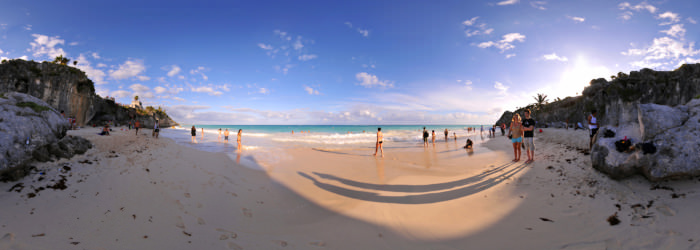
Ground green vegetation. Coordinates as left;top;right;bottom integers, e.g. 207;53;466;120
16;101;51;112
533;93;548;111
29;66;42;76
76;79;95;93
52;55;70;65
694;94;700;99
0;93;6;99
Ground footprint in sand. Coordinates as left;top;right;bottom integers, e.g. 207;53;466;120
227;242;243;250
184;193;191;198
176;216;186;229
242;208;253;218
175;200;185;211
197;217;206;225
272;240;288;247
216;229;237;239
309;241;326;247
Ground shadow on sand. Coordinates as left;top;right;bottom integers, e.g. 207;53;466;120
298;162;527;204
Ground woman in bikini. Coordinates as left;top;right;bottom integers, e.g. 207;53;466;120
508;114;524;162
237;129;242;151
374;127;384;157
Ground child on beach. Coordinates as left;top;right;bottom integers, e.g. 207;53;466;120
374;127;384;157
237;129;242;151
191;125;197;143
508;114;524;162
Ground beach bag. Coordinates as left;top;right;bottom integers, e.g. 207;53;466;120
615;139;632;153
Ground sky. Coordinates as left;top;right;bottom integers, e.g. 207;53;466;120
1;0;699;125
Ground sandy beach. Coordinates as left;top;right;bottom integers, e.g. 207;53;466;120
2;127;700;250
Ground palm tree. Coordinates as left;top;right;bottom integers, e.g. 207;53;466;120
53;55;70;65
134;95;139;101
533;93;548;110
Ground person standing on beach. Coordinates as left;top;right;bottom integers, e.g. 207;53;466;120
522;109;536;163
153;120;160;139
508;114;524;162
431;130;436;144
444;129;449;141
191;125;197;143
588;110;599;150
237;129;242;151
373;127;384;157
134;120;140;136
224;129;230;143
218;128;222;142
501;123;506;136
201;128;204;140
423;127;429;148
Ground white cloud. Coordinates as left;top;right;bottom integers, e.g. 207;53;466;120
687;17;697;24
619;2;656;13
298;54;317;61
258;43;274;50
137;76;150;81
463;17;494;37
620;11;634;20
24;24;31;31
154;86;167;94
109;59;147;80
74;54;108;85
166;65;181;77
259;88;269;94
191;86;223;96
304;85;320;95
97;63;107;68
111;90;131;99
344;22;353;28
91;52;100;59
293;38;304;50
356;72;394;88
622;36;700;69
494;81;509;94
505;54;516;59
129;83;154;99
660;24;685;38
530;1;546;10
29;34;66;59
357;29;369;37
274;30;291;41
274;64;294;75
497;0;518;6
657;11;680;26
477;33;526;53
543;52;569;62
189;66;208;80
567;16;585;23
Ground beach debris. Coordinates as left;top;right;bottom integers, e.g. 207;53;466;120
8;183;24;192
31;233;45;237
650;185;674;191
78;159;92;164
671;193;686;199
220;234;229;240
182;231;192;237
539;217;554;222
27;193;36;198
46;175;68;190
525;228;533;230
647;200;654;208
61;166;71;172
70;242;80;245
615;204;621;211
607;213;621;226
242;208;253;218
132;214;136;220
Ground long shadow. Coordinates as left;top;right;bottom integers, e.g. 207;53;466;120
311;162;516;193
298;163;527;204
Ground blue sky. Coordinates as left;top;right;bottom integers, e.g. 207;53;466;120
1;0;698;125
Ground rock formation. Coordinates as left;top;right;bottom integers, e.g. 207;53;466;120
0;92;91;181
0;59;177;128
496;63;700;181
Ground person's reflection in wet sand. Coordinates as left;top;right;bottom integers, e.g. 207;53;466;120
236;151;241;165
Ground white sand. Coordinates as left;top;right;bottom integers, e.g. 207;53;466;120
2;127;700;249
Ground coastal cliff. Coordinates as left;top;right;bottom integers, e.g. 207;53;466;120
0;59;178;128
496;63;700;181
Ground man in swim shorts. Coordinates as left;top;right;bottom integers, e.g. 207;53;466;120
522;109;536;163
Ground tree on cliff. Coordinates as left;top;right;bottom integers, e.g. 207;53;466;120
533;93;548;110
53;55;70;65
134;96;139;101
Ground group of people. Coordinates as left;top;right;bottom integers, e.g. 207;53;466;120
190;126;243;151
507;109;536;163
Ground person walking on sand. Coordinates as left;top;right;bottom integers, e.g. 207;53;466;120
508;114;524;162
191;125;197;143
588;110;599;150
444;128;449;141
423;127;429;148
522;109;536;163
224;128;230;143
374;127;384;157
153;120;160;139
134;120;141;136
237;129;242;151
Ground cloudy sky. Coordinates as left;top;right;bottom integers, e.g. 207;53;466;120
1;0;698;125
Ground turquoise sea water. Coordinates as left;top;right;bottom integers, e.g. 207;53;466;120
181;124;488;135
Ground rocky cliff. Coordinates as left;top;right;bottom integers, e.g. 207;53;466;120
495;63;700;181
496;63;700;128
0;59;178;128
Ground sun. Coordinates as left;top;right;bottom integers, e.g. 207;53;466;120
557;56;611;98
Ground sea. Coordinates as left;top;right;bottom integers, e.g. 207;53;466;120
159;124;494;169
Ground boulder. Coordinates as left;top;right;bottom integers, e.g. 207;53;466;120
0;92;91;181
591;99;700;181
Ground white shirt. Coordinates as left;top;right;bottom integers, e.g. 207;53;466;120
589;115;597;129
